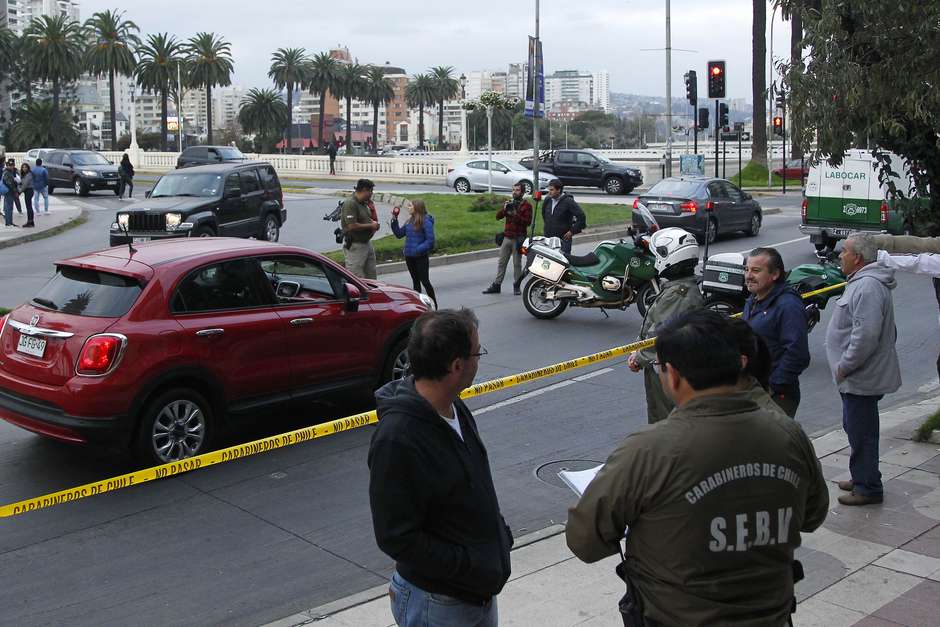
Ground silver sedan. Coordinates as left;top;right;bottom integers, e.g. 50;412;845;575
446;158;554;195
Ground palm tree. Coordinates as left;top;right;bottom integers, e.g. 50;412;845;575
85;10;140;150
10;100;79;149
429;66;459;150
406;73;435;149
185;32;234;144
269;47;309;153
363;66;393;153
307;52;338;149
335;62;366;153
751;0;768;167
23;15;85;121
136;34;183;152
238;88;288;153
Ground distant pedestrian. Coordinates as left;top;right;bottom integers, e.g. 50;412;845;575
742;247;811;418
826;232;901;506
542;179;586;256
18;163;34;228
483;183;532;296
327;140;337;175
391;199;437;309
340;178;379;279
369;308;512;627
118;153;135;199
2;159;18;228
31;158;49;214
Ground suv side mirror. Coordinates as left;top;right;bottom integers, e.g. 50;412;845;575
145;190;152;198
743;192;752;200
343;282;362;312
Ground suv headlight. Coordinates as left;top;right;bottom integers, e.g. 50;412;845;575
116;213;129;230
81;170;99;177
165;213;182;230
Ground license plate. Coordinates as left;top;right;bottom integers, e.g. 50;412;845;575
829;228;852;237
133;237;150;243
649;203;671;213
16;334;46;358
107;181;117;186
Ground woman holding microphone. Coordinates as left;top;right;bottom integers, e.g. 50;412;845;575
390;199;437;309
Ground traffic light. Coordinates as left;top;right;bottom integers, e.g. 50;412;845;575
707;60;726;99
772;116;784;137
698;107;710;129
684;70;697;105
775;91;786;109
719;102;729;127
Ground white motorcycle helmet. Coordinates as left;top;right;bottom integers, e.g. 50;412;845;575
649;227;699;279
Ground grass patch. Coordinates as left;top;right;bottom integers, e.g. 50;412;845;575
0;308;9;315
325;193;631;264
913;408;940;442
734;161;804;189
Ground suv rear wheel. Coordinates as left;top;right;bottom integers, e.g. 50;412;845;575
260;213;280;242
604;176;625;195
135;388;212;464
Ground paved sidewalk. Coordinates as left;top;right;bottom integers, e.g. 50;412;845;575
267;395;940;627
0;194;83;249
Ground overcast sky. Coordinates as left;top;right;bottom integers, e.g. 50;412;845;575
83;0;793;101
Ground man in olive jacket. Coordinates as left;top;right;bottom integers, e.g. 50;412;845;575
567;310;828;627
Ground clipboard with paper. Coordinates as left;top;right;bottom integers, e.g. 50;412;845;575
557;464;603;497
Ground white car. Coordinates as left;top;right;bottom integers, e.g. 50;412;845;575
446;159;554;195
24;148;54;167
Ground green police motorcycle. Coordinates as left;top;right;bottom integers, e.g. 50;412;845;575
520;204;668;320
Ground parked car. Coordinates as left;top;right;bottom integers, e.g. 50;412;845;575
176;145;248;169
109;162;286;246
379;144;408;156
772;158;810;180
45;149;121;196
518;149;643;194
446;158;554;195
0;238;432;463
24;148;54;167
633;176;763;244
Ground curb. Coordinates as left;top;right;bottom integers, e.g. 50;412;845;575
0;208;87;251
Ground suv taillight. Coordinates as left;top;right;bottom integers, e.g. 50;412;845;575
801;198;808;221
632;198;639;209
680;200;698;213
880;200;889;224
76;334;127;376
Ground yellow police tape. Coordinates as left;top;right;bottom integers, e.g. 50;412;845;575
0;280;847;518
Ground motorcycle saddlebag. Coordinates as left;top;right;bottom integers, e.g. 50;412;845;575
529;246;569;282
702;252;747;295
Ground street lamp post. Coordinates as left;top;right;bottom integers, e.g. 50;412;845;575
129;86;139;151
459;73;468;154
768;4;779;187
486;104;494;193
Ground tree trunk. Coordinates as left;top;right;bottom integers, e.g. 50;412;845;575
372;103;379;153
52;77;60;120
345;96;352;153
206;84;213;144
789;10;803;160
160;84;168;152
418;104;425;148
109;68;117;151
438;99;445;150
751;0;768;167
318;92;326;149
285;82;292;154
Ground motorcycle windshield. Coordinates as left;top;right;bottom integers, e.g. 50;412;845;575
634;202;660;233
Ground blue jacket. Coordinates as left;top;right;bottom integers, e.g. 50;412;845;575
391;214;435;257
31;165;49;190
743;282;810;389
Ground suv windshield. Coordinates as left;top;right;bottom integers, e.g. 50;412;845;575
32;266;142;317
648;179;702;197
72;153;110;166
217;147;246;160
151;172;225;198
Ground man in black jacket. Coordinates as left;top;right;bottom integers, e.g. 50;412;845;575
369;308;512;627
543;179;586;255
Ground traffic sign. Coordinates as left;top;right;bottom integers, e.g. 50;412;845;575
720;132;740;141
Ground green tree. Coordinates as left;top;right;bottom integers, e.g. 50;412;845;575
751;0;768;167
307;52;338;149
335;62;365;152
406;73;435;149
429;65;459;150
782;1;940;231
269;47;309;153
238;87;288;153
363;65;393;153
85;9;140;150
9;100;79;150
23;15;85;125
185;32;234;144
136;33;184;152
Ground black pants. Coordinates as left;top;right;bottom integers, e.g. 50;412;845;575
329;158;336;175
120;177;133;198
22;189;34;223
405;255;436;308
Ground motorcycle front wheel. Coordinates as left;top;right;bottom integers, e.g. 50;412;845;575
523;277;569;319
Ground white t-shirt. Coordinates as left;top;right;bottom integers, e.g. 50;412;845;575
440;405;463;441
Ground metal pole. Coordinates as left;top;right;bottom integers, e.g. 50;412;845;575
738;132;742;187
487;106;493;194
665;0;672;176
714;99;719;177
767;5;777;187
177;63;183;152
781;97;786;194
693;108;698;154
722;140;726;179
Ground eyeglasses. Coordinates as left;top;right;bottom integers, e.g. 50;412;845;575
468;345;488;358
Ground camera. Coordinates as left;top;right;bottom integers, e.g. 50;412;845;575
504;198;519;214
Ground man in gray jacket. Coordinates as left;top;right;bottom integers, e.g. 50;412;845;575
825;233;901;506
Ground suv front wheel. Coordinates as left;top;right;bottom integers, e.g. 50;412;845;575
73;178;88;196
135;388;213;464
260;213;280;242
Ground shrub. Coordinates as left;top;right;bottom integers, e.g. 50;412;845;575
469;193;510;213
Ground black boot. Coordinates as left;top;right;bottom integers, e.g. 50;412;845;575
482;283;501;294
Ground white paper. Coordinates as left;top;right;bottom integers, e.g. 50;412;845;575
558;465;603;497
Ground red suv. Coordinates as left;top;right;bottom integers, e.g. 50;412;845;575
0;238;431;463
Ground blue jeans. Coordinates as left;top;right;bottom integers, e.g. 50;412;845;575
841;393;884;497
389;572;498;627
34;186;48;212
3;193;13;225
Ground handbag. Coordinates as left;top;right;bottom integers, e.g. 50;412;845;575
495;232;505;246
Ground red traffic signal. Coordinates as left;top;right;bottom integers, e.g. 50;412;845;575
707;60;726;99
772;116;784;136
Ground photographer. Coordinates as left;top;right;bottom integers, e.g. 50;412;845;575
483;183;532;296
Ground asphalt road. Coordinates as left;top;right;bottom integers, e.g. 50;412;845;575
0;193;936;626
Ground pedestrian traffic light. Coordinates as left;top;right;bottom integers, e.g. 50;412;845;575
772;116;784;136
684;70;697;106
719;102;729;127
707;60;726;99
698;107;709;129
775;91;786;109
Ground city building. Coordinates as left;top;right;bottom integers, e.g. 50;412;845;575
506;63;527;99
383;65;409;148
78;110;127;150
180;87;208;135
544;70;593;113
592;71;610;113
1;0;80;36
464;71;507;101
212;85;246;130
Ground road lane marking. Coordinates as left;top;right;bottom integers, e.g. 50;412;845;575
474;367;616;416
737;235;808;255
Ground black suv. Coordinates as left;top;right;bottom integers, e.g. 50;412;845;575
109;162;286;246
176;145;248;169
46;149;121;196
518;149;643;194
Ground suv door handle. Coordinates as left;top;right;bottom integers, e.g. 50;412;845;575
195;328;225;337
290;317;314;326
